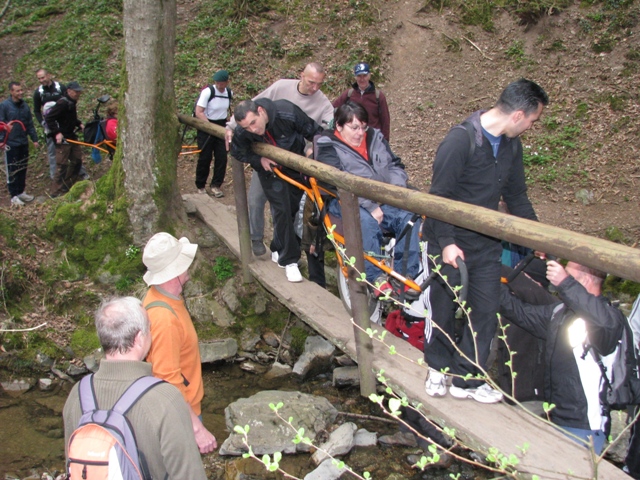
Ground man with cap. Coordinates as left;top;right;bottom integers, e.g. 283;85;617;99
333;62;391;141
45;80;86;197
194;69;233;198
0;81;39;206
141;232;217;454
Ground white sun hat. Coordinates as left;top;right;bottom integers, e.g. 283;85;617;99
142;233;198;286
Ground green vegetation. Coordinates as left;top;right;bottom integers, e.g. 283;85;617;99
212;256;236;282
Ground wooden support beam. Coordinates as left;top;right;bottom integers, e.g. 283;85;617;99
339;189;377;397
230;155;253;284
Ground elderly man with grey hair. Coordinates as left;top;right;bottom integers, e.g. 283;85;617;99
62;297;207;479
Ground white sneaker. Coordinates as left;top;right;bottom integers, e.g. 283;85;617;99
449;383;503;404
285;263;303;283
271;251;285;268
425;368;447;397
197;188;207;195
10;196;25;206
17;192;34;202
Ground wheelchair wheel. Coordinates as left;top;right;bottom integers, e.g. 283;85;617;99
336;265;382;324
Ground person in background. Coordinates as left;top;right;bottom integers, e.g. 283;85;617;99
195;69;232;198
315;101;421;296
333;62;391;141
33;68;66;179
45;81;86;198
225;62;333;258
141;232;217;454
104;101;118;142
62;297;207;479
231;98;323;283
422;78;548;404
500;260;624;454
0;81;39;206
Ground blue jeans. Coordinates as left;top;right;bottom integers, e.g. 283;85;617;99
327;199;421;283
559;426;606;454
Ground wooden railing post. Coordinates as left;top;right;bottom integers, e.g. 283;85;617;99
339;189;377;397
231;155;253;284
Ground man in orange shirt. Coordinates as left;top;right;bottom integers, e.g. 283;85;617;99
141;232;217;454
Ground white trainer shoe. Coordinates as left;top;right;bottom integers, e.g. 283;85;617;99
425;368;447;397
17;192;34;202
10;196;25;206
285;264;303;283
449;383;503;404
271;251;284;268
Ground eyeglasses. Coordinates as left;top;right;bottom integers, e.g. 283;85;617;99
344;123;368;132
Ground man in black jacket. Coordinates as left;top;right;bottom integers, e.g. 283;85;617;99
0;82;40;206
499;260;624;454
423;79;548;403
231;98;322;283
45;81;85;197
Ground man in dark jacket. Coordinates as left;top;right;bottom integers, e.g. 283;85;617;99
45;81;85;197
0;82;39;206
332;62;391;141
500;260;624;454
423;79;548;404
231;98;323;283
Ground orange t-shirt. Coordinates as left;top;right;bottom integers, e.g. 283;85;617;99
143;286;203;415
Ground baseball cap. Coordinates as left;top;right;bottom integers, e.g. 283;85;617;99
354;63;370;76
67;81;84;92
213;70;229;82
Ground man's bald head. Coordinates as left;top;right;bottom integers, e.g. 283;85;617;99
299;62;325;95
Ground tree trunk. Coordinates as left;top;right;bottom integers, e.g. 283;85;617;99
122;0;184;244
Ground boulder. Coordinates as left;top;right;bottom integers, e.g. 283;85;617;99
83;348;104;373
354;428;377;447
263;362;292;379
333;366;360;388
199;338;238;363
304;458;347;480
220;390;338;456
38;378;54;391
311;422;357;465
222;278;241;312
1;378;34;396
187;296;235;327
292;336;336;381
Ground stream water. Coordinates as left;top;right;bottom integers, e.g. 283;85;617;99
0;363;477;479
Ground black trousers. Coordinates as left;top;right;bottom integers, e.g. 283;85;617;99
258;169;303;266
626;405;640;479
423;240;502;388
195;120;227;189
5;144;29;197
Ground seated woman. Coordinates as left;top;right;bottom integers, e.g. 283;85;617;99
315;101;421;296
104;102;118;142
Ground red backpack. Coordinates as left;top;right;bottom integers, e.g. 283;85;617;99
385;310;425;351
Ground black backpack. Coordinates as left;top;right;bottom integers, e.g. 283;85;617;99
192;85;233;117
593;308;640;411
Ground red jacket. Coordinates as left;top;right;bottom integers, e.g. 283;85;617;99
333;81;390;141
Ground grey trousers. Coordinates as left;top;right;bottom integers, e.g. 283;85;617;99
248;170;269;242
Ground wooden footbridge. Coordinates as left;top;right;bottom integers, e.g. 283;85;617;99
179;115;640;479
186;192;628;480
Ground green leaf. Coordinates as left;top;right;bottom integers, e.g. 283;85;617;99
273;451;282;462
389;397;402;413
234;425;247;434
242;452;250;458
363;472;371;479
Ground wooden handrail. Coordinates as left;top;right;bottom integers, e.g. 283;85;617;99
178;113;640;283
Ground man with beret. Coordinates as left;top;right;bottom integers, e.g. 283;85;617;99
333;62;391;141
142;232;217;454
194;69;232;198
45;80;86;197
